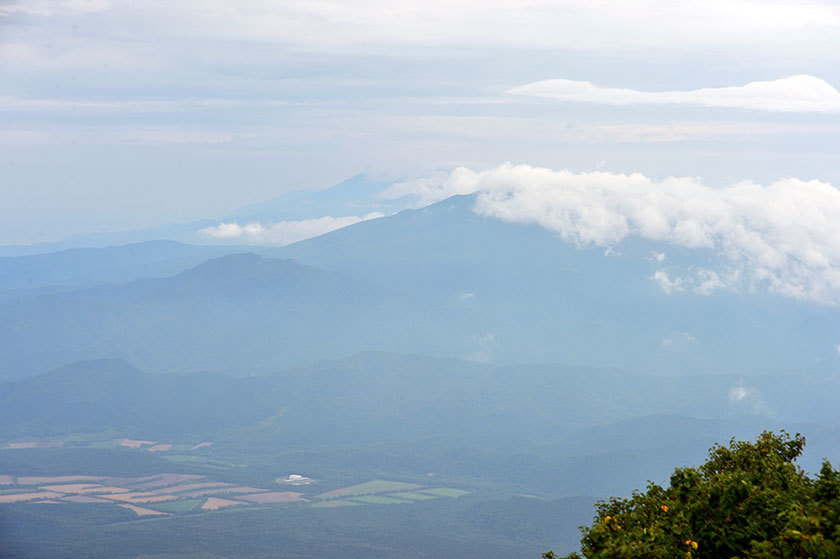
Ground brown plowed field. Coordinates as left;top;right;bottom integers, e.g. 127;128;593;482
100;492;177;503
127;474;206;490
17;475;104;485
201;497;246;510
236;492;306;504
0;491;64;503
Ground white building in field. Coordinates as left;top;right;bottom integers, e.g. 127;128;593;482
278;474;313;485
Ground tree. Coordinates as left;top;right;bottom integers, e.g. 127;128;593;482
547;431;840;558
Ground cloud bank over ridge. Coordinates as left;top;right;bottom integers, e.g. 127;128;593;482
384;164;840;304
200;213;384;246
508;75;840;113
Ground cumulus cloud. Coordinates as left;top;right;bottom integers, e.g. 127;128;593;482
199;213;383;246
378;169;480;208
508;75;840;113
651;268;729;296
381;163;840;304
653;270;685;294
728;382;770;415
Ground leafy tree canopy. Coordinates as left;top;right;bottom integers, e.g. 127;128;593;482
547;431;840;558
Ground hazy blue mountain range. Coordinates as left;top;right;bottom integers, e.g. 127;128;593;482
0;240;244;303
2;192;838;379
275;193;840;375
2;186;840;559
0;254;494;378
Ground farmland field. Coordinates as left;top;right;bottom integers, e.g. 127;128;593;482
419;488;471;498
0;467;475;524
118;504;168;516
147;499;203;513
350;495;409;504
384;491;438;501
200;497;246;510
0;488;32;495
318;480;422;498
237;492;306;504
0;491;64;503
311;500;365;508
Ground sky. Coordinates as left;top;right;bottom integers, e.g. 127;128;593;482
1;0;840;246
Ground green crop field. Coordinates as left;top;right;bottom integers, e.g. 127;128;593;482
0;488;31;495
317;479;422;499
162;455;233;468
311;500;365;508
349;495;409;505
383;491;439;501
418;488;470;498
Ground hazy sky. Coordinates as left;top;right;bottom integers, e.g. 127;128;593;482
2;0;839;245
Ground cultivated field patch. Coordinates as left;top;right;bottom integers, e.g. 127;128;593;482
118;504;169;516
40;483;130;494
100;492;178;504
318;480;422;499
0;488;30;495
383;492;439;501
120;439;156;448
419;488;471;498
236;492;307;504
350;495;409;505
311;500;365;508
158;482;232;494
0;491;64;503
200;497;246;510
124;474;205;490
7;442;63;449
0;472;472;516
179;486;265;498
17;475;105;485
145;499;203;513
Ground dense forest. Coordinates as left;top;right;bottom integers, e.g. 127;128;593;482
551;432;840;559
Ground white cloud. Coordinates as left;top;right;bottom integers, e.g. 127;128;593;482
728;382;770;415
383;163;840;304
508;75;840;113
378;169;479;208
0;0;110;16
653;270;685;294
5;1;836;54
651;268;728;296
199;213;383;246
695;269;726;295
